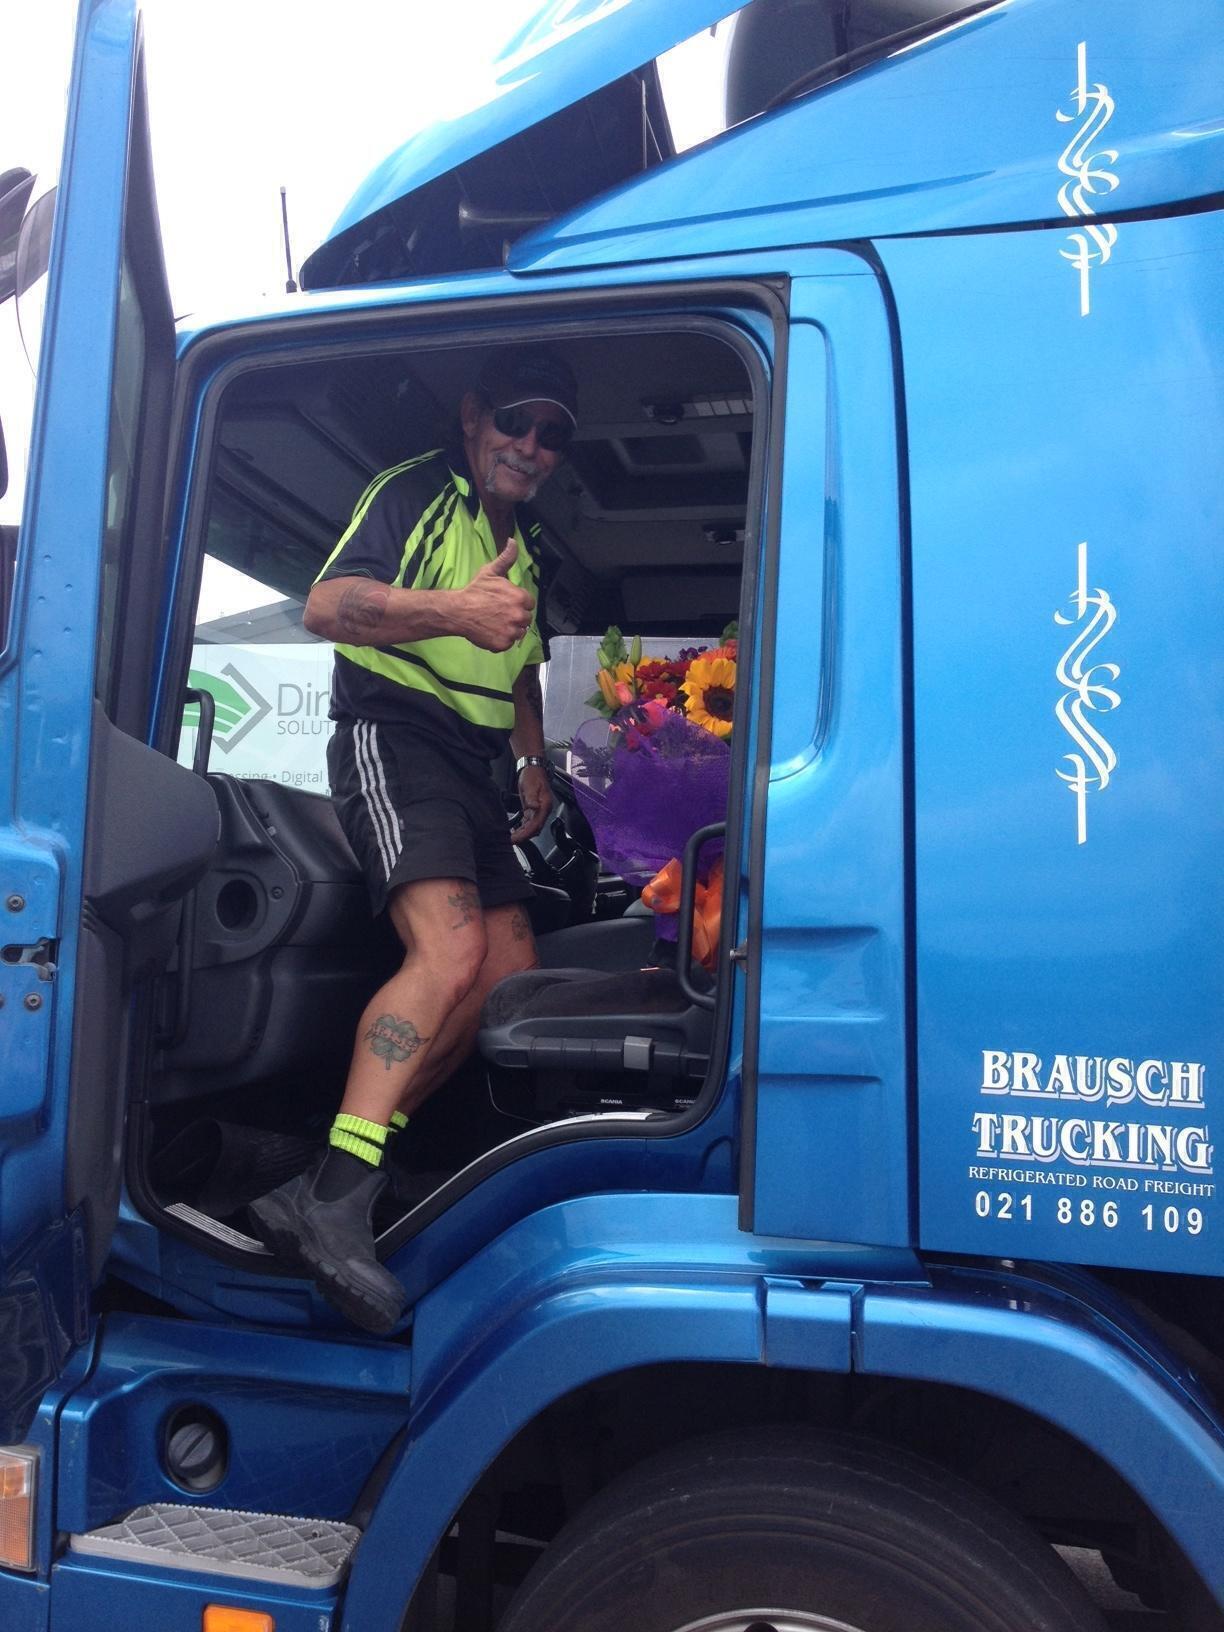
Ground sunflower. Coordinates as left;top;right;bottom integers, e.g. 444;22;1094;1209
683;655;736;738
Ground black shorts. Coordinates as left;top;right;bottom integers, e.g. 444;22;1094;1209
327;720;534;915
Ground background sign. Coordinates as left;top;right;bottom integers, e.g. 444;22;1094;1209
179;643;336;789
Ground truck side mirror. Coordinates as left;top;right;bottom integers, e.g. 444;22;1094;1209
10;190;55;312
0;168;36;307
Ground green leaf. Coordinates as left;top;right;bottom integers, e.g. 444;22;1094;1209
597;624;627;668
721;619;739;643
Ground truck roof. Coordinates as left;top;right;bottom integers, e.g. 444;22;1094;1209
299;0;1221;290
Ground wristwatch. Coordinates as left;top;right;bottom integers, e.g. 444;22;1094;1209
515;755;549;774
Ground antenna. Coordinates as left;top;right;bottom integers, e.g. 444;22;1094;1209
279;186;297;294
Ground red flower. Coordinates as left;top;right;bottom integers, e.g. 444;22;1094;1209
641;678;680;705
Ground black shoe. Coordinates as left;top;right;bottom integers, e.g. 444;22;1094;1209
248;1157;407;1335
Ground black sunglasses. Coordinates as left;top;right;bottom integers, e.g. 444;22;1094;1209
491;404;574;452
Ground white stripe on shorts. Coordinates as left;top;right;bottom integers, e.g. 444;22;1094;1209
354;720;401;880
366;723;403;869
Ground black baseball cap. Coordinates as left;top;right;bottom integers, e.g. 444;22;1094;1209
477;347;578;428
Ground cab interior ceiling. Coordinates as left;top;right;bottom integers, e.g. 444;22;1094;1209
207;330;752;638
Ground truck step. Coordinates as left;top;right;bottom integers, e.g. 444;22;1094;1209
70;1503;361;1588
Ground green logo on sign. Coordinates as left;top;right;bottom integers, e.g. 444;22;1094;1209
183;664;271;753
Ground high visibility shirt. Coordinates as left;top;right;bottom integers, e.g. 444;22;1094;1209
316;447;545;761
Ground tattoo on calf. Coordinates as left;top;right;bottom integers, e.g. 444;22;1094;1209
448;884;481;929
510;906;532;942
337;580;389;639
364;1013;429;1072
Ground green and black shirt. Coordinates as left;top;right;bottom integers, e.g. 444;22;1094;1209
316;447;545;761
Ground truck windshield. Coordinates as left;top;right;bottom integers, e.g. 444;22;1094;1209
660;0;989;147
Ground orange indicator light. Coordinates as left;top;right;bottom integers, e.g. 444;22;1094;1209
0;1447;37;1571
202;1609;275;1632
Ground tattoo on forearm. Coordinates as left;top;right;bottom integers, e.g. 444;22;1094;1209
364;1013;429;1072
337;580;389;640
448;884;481;929
510;906;532;942
520;666;543;722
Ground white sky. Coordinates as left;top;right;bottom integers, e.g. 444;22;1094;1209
0;1;733;527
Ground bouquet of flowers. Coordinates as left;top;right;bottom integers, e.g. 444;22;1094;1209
585;625;738;739
570;625;738;969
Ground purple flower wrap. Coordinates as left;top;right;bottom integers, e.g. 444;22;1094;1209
569;710;729;939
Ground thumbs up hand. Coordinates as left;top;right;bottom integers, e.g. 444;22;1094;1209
486;537;519;578
456;538;536;651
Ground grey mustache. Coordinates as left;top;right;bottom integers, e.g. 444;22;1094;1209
493;453;542;477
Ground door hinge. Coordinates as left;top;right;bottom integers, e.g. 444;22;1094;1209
729;941;749;966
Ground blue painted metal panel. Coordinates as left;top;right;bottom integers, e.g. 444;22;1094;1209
881;206;1224;1274
0;0;165;1438
49;1557;339;1632
512;0;1222;273
0;1576;47;1632
331;1191;1224;1627
22;1344;95;1579
859;1270;1224;1601
341;1191;918;1630
54;1315;410;1534
763;1278;856;1371
311;0;745;256
751;267;910;1247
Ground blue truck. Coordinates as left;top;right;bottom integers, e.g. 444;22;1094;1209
0;0;1221;1626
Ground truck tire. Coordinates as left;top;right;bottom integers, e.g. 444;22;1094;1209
497;1428;1108;1632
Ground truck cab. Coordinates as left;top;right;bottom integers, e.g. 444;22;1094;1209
0;1;1221;1628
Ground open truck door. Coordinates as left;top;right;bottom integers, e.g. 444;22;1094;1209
0;0;216;1442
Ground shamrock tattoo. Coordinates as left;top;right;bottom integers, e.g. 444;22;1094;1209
364;1013;429;1072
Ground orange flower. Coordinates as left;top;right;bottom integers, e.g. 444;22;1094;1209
596;662;636;710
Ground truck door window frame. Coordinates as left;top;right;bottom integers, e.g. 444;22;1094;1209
135;282;789;1263
94;65;176;739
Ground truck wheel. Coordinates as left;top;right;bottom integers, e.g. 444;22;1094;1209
497;1428;1107;1632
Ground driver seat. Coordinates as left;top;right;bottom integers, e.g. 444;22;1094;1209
476;956;713;1122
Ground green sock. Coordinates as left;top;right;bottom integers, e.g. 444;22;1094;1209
390;1111;409;1135
328;1113;391;1170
